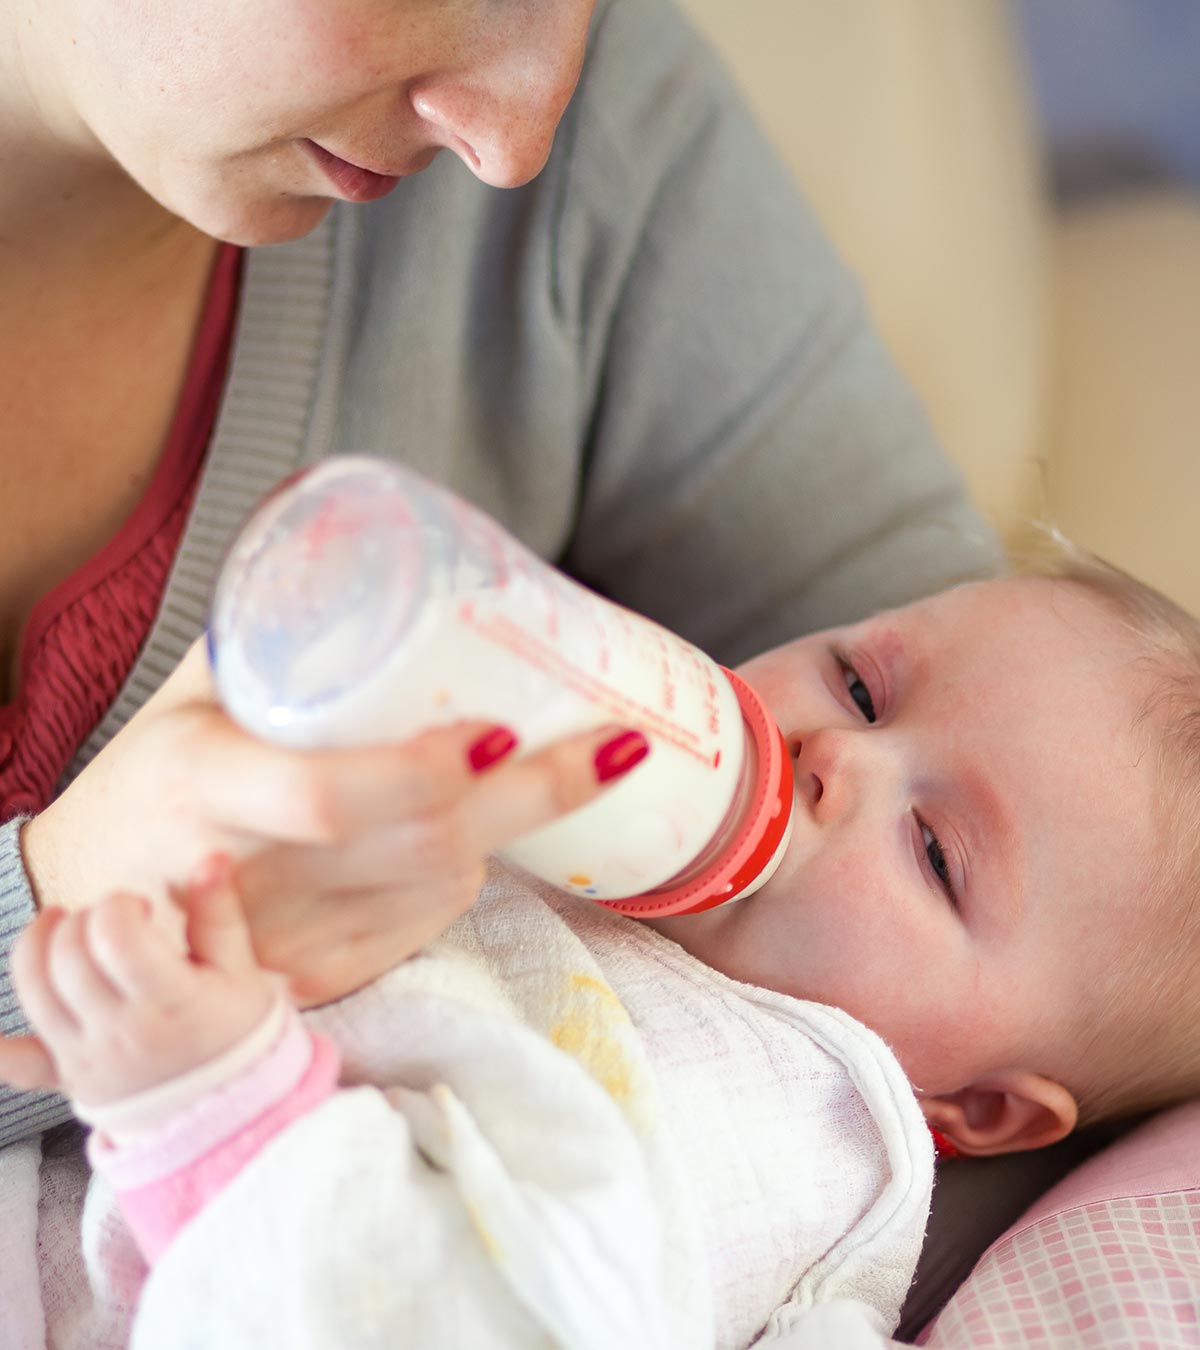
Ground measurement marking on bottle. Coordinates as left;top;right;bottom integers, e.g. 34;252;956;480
459;610;718;765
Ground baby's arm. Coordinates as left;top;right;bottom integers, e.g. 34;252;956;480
0;860;339;1260
87;999;340;1262
1;860;681;1348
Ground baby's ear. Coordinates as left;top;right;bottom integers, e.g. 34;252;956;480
919;1070;1078;1156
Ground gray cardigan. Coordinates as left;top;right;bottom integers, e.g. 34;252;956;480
0;0;1001;1145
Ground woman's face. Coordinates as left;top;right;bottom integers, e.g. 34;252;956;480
50;0;597;242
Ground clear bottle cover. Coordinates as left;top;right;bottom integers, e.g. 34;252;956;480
209;457;794;916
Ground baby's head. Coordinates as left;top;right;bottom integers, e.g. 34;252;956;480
648;549;1200;1155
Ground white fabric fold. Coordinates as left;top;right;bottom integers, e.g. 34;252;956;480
5;861;932;1348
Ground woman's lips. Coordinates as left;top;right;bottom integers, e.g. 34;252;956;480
305;140;404;203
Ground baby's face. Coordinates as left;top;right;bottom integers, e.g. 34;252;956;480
648;578;1159;1098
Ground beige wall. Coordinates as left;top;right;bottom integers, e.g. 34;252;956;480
676;0;1049;535
675;1;1200;614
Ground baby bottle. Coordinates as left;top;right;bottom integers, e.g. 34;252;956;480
208;458;795;918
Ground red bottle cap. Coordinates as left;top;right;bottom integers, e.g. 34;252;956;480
599;668;794;918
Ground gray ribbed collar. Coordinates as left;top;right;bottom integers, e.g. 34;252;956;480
69;206;358;779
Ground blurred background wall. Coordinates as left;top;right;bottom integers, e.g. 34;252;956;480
1017;0;1200;196
676;0;1200;613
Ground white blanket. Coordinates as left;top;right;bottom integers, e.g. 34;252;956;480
1;863;933;1349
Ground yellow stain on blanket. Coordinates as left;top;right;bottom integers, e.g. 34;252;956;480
549;973;654;1134
428;1084;504;1263
464;1198;501;1262
567;973;622;1007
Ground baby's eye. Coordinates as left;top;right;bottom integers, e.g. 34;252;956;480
842;663;876;723
920;819;957;906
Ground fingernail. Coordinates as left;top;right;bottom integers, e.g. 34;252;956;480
467;725;519;774
189;852;233;892
929;1126;961;1160
594;730;650;784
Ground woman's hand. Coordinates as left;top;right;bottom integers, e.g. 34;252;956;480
20;640;649;1006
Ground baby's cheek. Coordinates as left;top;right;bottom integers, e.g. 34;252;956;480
817;852;899;938
808;859;944;1014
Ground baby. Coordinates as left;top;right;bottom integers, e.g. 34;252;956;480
3;548;1199;1349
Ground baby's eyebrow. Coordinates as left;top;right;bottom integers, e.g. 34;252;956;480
957;762;1024;928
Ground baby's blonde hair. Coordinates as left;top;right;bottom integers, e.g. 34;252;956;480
1015;530;1200;1127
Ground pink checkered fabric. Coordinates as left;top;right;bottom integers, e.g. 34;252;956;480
922;1191;1200;1348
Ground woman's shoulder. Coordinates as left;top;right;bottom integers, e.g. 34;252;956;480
562;0;765;196
578;0;731;111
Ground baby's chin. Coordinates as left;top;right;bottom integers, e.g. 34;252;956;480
638;911;693;943
639;902;740;971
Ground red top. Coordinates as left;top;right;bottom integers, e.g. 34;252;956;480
0;245;243;823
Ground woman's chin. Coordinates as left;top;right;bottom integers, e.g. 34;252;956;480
182;192;335;248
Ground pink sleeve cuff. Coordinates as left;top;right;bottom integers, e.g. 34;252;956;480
89;1016;341;1263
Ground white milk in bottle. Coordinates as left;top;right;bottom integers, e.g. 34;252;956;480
209;458;795;917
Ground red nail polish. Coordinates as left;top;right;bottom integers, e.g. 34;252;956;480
467;725;519;773
594;730;650;784
929;1126;961;1160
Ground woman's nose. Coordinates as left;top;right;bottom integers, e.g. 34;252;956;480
793;726;888;822
411;6;593;189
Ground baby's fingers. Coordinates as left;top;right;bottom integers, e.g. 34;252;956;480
48;910;134;1022
11;908;80;1041
0;1033;59;1092
84;891;188;1003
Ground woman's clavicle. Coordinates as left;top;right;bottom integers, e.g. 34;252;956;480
0;228;219;699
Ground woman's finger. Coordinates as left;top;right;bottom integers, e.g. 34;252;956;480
240;871;484;1007
315;723;645;891
236;827;476;901
236;849;485;1002
179;713;512;846
299;721;521;831
180;855;261;976
235;725;647;894
459;724;650;858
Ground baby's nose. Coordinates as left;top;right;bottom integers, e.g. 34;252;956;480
787;736;825;814
790;727;879;822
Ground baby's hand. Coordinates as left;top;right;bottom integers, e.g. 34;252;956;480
0;858;275;1107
